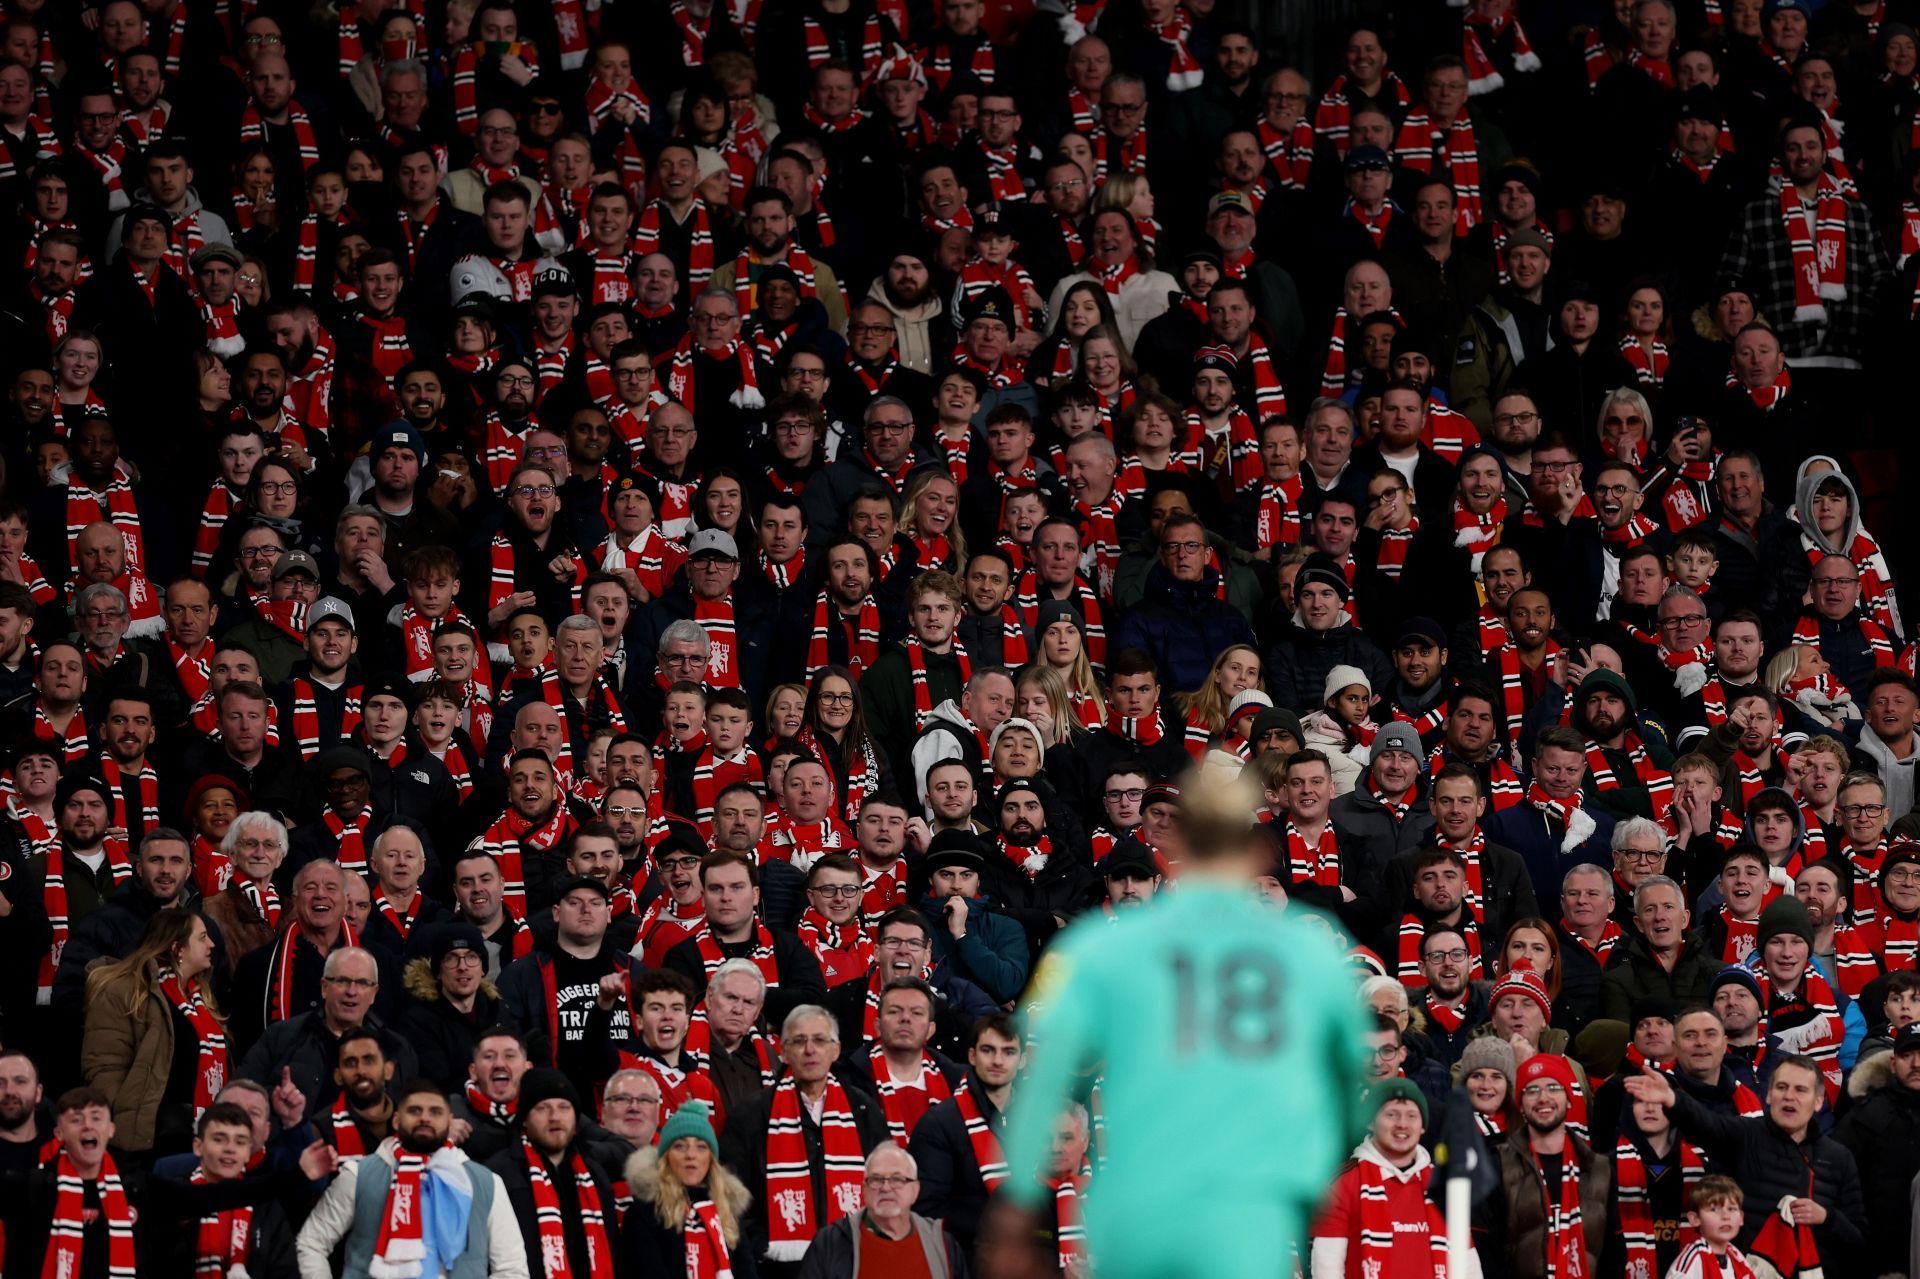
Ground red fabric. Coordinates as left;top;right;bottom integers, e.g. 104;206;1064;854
763;1077;865;1253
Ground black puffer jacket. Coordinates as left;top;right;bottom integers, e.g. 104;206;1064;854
1833;1061;1920;1275
1668;1090;1866;1265
1265;621;1392;716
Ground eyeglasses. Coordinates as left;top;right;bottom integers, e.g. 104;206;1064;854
1521;1082;1565;1097
479;125;518;137
1886;867;1920;884
848;323;895;336
1660;614;1708;628
1367;490;1403;506
1812;575;1858;587
605;1092;661;1108
868;419;913;433
659;856;702;871
1104;100;1146;114
528;101;563;115
1367;1044;1403;1059
78;609;125;623
809;884;862;898
498;374;536;388
1839;804;1888;818
240;545;283;559
511;484;558;500
662;653;704;668
818;691;854;704
614;366;654;380
256;480;298;495
1494;410;1539;426
605;805;645;818
1424;948;1472;963
1161;540;1205;554
1617;849;1664;863
1047;178;1087;193
1535;459;1578;473
1104;787;1146;802
879;936;928;949
774;420;815;434
867;1174;918;1189
325;976;377;991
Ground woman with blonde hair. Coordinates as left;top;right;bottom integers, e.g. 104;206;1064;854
82;898;225;1154
620;1102;756;1276
1033;599;1106;728
899;470;966;572
1178;644;1264;753
1014;663;1087;747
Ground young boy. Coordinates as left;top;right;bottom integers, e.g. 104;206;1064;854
934;366;986;481
1665;1175;1748;1279
954;204;1043;335
1041;378;1102;474
498;607;557;705
681;686;763;838
1669;527;1720;599
413;678;480;801
394;545;475;680
657;680;707;757
431;620;494;743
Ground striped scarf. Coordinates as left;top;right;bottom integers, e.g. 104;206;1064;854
45;1151;136;1279
1617;1136;1705;1277
1620;337;1669;387
189;1167;253;1277
907;637;970;729
764;1077;865;1259
803;13;883;73
1584;734;1674;811
1284;821;1340;887
1395;906;1481;987
39;841;131;997
808;593;879;678
1313;72;1409;154
953;1083;1006;1191
1534;1140;1586;1279
524;1138;614;1279
159;970;227;1120
1757;967;1844;1104
472;804;577;917
239;99;319;172
634;200;714;288
1357;1155;1447;1279
1781;172;1848;323
1393;109;1482;232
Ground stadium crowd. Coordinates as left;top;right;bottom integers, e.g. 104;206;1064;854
2;0;1920;1273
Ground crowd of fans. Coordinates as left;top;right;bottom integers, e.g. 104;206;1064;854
2;0;1920;1273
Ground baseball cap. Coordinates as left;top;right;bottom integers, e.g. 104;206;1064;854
554;874;613;902
272;550;321;582
685;529;739;560
1344;144;1392;172
307;595;356;631
191;242;244;271
1207;189;1253;218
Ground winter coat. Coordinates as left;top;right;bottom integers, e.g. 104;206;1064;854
79;962;190;1152
398;957;516;1092
862;641;969;788
921;893;1029;1004
237;1010;419;1120
797;1210;968;1279
1599;934;1717;1020
1483;802;1617;911
1832;1056;1920;1276
1266;622;1393;716
1301;712;1365;795
908;1079;1007;1256
1480;1130;1612;1279
1330;773;1437;888
1381;839;1539;965
485;1141;620;1279
617;1147;759;1279
719;1074;890;1263
976;825;1094;960
1666;1090;1866;1265
1108;564;1258;696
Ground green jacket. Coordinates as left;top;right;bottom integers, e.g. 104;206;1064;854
863;641;969;780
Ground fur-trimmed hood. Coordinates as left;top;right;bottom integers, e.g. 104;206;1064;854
403;956;500;1002
624;1144;753;1220
1848;1044;1894;1099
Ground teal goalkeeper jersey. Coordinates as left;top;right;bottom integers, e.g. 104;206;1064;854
1001;882;1369;1268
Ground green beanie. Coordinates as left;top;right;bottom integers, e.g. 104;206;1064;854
1364;1076;1429;1125
657;1101;717;1153
1757;894;1815;952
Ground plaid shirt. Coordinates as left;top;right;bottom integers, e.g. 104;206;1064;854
1720;178;1887;366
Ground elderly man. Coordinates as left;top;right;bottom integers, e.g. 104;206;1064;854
665;288;764;437
795;1143;970;1278
1110;512;1257;694
721;1004;889;1264
237;945;418;1115
1601;867;1715;1017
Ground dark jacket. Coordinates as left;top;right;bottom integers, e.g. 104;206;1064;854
235;1010;419;1119
1329;777;1437;890
1832;1063;1920;1276
719;1075;890;1263
635;576;779;711
1381;837;1539;960
975;830;1094;960
1599;933;1717;1020
907;1078;1006;1256
1265;621;1393;716
497;941;641;1080
1666;1089;1867;1264
1483;803;1618;913
795;1210;970;1279
1554;923;1624;1040
1108;564;1257;696
919;893;1029;1004
396;957;517;1092
486;1141;619;1279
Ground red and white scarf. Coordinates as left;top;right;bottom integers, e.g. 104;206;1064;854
159;969;228;1120
523;1137;614;1279
763;1077;865;1259
1357;1156;1447;1279
1146;7;1203;90
1393;110;1482;232
1617;1136;1705;1277
45;1150;137;1279
808;593;879;678
1781;171;1849;322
